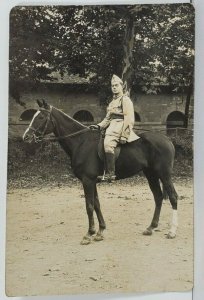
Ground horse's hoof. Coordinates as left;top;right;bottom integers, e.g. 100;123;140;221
93;234;104;242
166;232;176;239
89;230;96;236
143;228;153;236
80;236;92;245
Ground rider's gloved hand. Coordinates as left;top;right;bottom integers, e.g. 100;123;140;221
89;124;100;130
119;137;127;144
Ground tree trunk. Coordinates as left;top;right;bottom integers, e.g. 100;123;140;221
184;82;193;128
121;15;136;96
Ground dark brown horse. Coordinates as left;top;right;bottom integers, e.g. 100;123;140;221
23;100;178;244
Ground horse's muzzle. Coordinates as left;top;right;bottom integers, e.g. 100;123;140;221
24;132;44;144
23;132;34;143
23;128;38;143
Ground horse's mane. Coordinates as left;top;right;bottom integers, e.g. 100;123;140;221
52;107;87;129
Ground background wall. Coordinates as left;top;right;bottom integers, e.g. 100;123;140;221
8;82;193;138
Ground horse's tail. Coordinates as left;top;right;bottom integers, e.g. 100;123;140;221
162;183;169;200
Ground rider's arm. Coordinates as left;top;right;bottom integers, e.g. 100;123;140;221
97;111;111;129
121;96;135;140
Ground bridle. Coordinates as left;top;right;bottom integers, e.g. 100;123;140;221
28;106;90;143
27;107;53;143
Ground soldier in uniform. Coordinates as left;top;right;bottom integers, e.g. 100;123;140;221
90;74;140;182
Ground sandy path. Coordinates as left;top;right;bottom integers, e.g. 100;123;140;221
6;177;193;297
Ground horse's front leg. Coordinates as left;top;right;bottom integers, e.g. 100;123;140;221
93;186;106;242
81;177;96;245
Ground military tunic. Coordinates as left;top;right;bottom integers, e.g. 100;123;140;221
98;95;140;153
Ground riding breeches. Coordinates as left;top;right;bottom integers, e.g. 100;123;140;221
104;135;120;154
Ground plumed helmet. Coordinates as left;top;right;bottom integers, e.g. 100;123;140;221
111;74;123;86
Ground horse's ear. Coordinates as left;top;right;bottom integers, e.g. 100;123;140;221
37;99;43;107
42;99;49;109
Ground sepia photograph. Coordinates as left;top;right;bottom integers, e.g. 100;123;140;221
6;3;194;297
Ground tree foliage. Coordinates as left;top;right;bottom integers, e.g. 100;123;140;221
9;4;194;103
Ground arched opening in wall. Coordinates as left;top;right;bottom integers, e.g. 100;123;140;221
166;111;185;133
19;109;37;121
134;112;141;122
73;110;94;122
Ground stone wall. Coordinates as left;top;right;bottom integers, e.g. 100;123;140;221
8;83;105;137
8;82;192;137
134;93;189;130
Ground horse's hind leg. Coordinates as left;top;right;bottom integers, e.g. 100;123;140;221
143;169;163;236
161;175;178;239
81;177;96;245
93;186;106;242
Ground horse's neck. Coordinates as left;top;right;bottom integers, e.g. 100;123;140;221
52;108;86;157
52;108;85;134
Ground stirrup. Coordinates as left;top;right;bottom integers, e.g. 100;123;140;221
97;174;116;183
106;174;116;183
96;175;104;183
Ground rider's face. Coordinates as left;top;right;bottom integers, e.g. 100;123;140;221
111;83;123;95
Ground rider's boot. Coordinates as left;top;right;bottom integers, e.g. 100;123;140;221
97;152;116;183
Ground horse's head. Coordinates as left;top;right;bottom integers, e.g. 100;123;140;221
23;100;54;143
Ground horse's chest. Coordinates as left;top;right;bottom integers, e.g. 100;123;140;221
71;145;100;176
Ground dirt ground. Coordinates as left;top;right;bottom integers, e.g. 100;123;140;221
5;177;193;297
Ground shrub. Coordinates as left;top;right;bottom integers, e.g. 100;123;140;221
7;132;193;187
170;134;193;160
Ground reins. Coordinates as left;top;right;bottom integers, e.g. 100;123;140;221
42;127;90;142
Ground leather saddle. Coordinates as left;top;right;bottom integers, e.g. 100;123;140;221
97;133;121;163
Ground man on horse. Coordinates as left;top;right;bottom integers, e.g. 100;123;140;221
90;74;140;182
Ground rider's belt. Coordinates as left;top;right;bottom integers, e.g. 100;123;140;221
111;114;124;120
